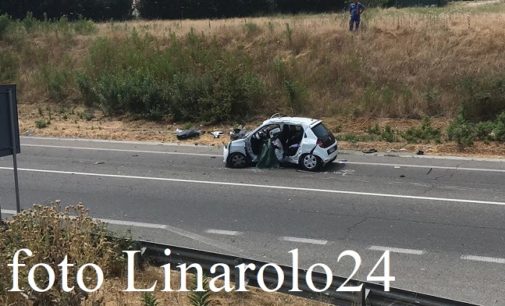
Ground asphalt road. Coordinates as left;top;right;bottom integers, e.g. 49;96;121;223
1;136;505;305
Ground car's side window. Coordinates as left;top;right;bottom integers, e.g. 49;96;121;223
254;124;279;139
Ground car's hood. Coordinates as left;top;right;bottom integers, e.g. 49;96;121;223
231;138;247;145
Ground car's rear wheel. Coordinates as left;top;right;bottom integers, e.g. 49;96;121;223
227;152;248;168
300;154;322;171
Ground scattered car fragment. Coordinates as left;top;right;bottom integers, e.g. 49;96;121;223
211;131;224;138
176;129;201;140
224;115;338;171
230;127;248;141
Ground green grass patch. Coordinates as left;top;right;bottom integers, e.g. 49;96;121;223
77;31;266;122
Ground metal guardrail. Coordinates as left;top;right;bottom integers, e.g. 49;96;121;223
138;241;476;306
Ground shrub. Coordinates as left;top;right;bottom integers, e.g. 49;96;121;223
141;292;159;306
447;113;476;147
381;125;397;142
0;51;18;83
459;75;505;122
35;119;49;128
366;124;399;142
367;123;381;135
402;117;441;143
0;203;124;305
493;112;505;142
72;18;96;35
0;14;11;39
76;73;98;107
188;276;214;306
81;110;95;121
78;32;266;123
475;121;495;142
95;72;169;120
37;64;73;102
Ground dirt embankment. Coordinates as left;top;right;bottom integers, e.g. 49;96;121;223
19;104;505;159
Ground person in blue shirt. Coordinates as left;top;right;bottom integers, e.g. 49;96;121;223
349;0;365;31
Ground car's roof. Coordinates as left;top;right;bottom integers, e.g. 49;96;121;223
263;116;320;127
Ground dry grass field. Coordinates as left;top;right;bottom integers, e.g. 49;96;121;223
2;0;505;154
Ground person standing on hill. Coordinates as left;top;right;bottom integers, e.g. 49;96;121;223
349;0;365;31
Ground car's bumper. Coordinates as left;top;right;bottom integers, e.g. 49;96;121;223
322;144;338;164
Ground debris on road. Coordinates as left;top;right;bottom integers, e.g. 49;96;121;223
176;129;201;140
362;148;378;154
211;131;224;138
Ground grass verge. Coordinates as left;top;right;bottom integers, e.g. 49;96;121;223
0;203;329;305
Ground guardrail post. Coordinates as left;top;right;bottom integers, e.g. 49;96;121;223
233;258;246;287
359;284;366;306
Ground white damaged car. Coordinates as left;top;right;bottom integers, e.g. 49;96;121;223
224;116;337;171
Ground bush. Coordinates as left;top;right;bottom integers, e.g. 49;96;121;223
35;119;50;128
0;14;11;39
367;123;399;142
37;64;73;102
475;121;495;142
493;112;505;142
402;117;441;143
78;32;266;123
0;203;124;305
141;292;159;306
0;51;18;83
96;72;169;120
459;75;505;122
447;113;476;147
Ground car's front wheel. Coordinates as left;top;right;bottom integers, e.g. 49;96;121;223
299;154;322;171
227;152;248;168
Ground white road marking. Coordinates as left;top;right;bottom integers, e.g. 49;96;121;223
19;143;505;173
1;166;505;207
98;218;168;229
369;245;425;255
205;229;242;236
22;136;213;148
461;255;505;264
23;137;505;162
162;223;248;258
341;161;505;173
22;144;220;157
280;236;328;245
0;209;17;215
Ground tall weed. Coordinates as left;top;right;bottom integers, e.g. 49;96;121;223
0;203;124;305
